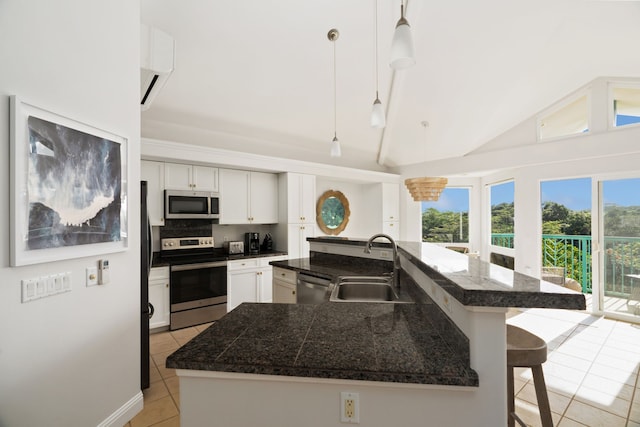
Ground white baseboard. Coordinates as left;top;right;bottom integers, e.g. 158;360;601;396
97;391;143;427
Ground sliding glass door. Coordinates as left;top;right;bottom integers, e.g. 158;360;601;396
597;176;640;322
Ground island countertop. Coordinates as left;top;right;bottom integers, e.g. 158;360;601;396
166;299;479;387
306;238;586;310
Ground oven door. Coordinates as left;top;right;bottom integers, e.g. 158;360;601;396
170;261;227;312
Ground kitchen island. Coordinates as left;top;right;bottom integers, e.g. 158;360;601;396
167;238;585;426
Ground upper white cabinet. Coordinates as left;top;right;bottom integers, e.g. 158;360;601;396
277;173;316;258
141;160;165;226
382;182;400;223
365;182;400;240
165;162;218;192
283;173;316;224
219;169;278;224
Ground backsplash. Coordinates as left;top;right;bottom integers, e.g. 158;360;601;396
156;219;276;249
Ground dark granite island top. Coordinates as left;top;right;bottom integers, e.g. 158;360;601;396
167;292;479;387
307;237;586;310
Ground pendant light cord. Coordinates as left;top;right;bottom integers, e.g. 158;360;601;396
374;0;379;98
333;36;337;138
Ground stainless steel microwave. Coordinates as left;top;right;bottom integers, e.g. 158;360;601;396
164;190;220;220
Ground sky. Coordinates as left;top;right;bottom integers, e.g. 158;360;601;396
422;177;639;212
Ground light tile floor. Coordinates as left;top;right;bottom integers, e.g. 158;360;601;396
126;310;640;427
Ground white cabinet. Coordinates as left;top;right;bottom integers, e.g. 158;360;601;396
165;162;218;192
382;182;400;223
219;169;278;224
366;182;400;240
272;267;297;304
287;223;315;259
227;256;287;311
278;173;316;258
285;173;316;224
148;266;170;330
141;160;166;226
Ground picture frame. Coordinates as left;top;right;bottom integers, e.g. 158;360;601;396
10;96;128;266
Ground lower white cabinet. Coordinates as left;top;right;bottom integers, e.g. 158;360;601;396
227;256;287;311
149;266;170;329
287;223;315;259
272;267;297;304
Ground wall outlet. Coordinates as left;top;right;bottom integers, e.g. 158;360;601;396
340;392;359;423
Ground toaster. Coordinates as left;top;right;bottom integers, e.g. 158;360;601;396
224;241;244;254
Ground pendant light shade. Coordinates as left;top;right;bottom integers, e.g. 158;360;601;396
371;94;386;128
390;2;415;69
330;134;341;157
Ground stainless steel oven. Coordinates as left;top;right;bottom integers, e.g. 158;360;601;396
161;237;227;330
170;261;227;330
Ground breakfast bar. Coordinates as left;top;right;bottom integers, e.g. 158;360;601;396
166;238;585;427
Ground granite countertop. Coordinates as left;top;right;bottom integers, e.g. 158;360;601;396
166;298;479;387
308;237;586;310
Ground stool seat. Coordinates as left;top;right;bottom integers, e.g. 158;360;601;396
506;324;553;427
507;324;547;367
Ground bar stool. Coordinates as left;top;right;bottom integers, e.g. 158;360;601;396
507;324;553;427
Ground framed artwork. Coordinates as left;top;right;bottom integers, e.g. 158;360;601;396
10;96;128;266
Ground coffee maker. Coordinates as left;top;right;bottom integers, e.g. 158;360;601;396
245;232;260;255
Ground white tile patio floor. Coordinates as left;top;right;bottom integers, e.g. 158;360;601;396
507;306;640;426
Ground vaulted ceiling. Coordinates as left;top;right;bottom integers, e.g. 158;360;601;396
141;0;640;173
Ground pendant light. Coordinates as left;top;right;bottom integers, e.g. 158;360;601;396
328;28;341;157
371;0;386;128
390;0;415;69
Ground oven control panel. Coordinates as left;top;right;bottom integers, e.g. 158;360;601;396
161;237;214;251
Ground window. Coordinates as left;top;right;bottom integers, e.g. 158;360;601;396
612;86;640;128
538;94;589;140
421;188;469;243
490;181;514;248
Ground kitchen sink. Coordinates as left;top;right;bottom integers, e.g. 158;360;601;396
329;276;411;303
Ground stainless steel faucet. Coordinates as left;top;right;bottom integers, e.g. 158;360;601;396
364;233;401;288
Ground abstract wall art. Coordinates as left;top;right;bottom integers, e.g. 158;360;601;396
10;96;128;266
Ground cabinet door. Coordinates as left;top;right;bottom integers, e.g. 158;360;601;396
382;182;400;222
287;223;315;258
286;173;316;224
219;169;250;224
149;278;169;329
383;221;399;240
258;267;273;303
164;163;193;190
193;166;218;192
141;160;165;226
250;172;278;224
273;280;296;304
227;269;258;311
299;174;316;224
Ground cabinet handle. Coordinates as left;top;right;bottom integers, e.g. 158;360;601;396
292;290;296;295
165;283;169;288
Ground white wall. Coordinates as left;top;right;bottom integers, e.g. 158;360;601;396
0;2;141;426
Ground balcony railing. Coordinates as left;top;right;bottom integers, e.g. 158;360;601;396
490;233;640;296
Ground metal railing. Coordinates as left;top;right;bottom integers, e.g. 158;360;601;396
490;233;640;295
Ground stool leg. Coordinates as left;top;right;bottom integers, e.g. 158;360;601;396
531;365;553;427
507;366;515;427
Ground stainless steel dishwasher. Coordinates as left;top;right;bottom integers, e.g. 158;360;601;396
296;273;331;304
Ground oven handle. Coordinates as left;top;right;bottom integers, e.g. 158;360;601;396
171;261;228;271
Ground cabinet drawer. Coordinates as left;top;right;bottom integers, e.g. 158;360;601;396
273;267;296;285
149;266;169;281
227;258;260;270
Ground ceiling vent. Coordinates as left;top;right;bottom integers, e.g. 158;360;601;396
140;24;175;111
